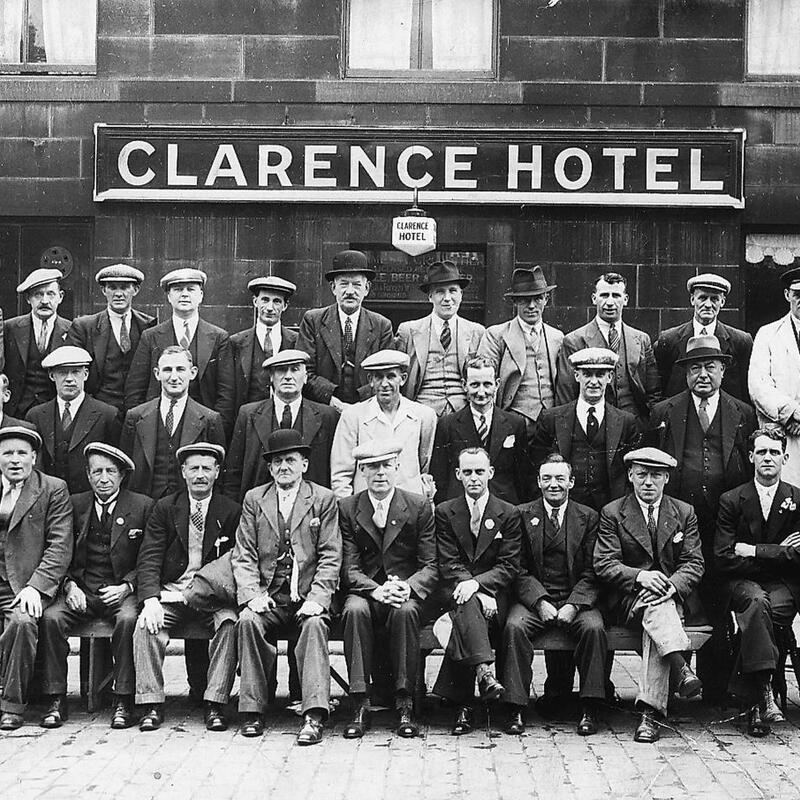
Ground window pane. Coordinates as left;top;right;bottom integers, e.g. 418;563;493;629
37;0;96;64
431;0;492;71
748;0;800;75
349;0;414;70
0;0;24;63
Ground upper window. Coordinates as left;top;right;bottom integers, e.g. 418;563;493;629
747;0;800;77
346;0;495;78
0;0;97;74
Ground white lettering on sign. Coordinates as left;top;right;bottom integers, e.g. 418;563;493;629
350;145;386;188
117;140;155;186
258;145;292;186
205;144;247;186
167;143;198;187
444;146;477;189
397;146;433;188
554;148;592;190
602;147;637;190
507;145;542;190
690;148;724;191
304;145;338;188
392;215;437;256
646;148;679;190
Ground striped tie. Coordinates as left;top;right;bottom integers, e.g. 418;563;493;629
440;320;451;352
476;413;488;445
179;321;191;350
607;325;620;352
119;316;131;353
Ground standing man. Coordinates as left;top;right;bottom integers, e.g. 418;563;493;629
531;349;640;512
0;427;72;731
230;276;298;409
4;268;71;418
339;440;437;739
232;429;341;745
501;455;607;736
556;273;660;428
330;350;437;499
66;264;156;413
655;274;752;403
430;356;531;505
39;443;154;729
296;250;393;411
594;448;704;743
395;261;484;416
120;347;225;499
224;350;339;500
433;447;522;735
715;428;800;737
133;443;240;732
125;268;235;437
26;346;121;494
478;267;563;432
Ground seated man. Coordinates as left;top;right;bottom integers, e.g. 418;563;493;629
501;454;607;737
432;447;522;735
339;439;437;739
39;443;154;729
133;443;240;732
594;447;704;743
232;429;341;745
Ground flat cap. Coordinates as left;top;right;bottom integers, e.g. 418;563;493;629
262;429;310;460
160;268;207;290
247;276;296;297
623;447;677;470
674;334;732;365
686;273;731;294
176;442;226;464
95;263;145;285
781;266;800;290
0;425;42;450
262;349;310;370
568;347;618;370
17;268;63;295
41;346;92;369
361;350;410;371
353;438;404;466
83;442;135;471
324;249;376;282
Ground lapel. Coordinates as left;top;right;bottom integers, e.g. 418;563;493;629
564;501;583;573
655;496;682;558
8;471;42;533
179;399;205;448
676;321;694;354
776;314;800;367
452;406;478;443
766;481;792;541
300;400;322;447
505;318;527;373
474;494;502;562
621;323;640;371
620;493;653;557
172;493;190;554
257;483;280;539
715;320;731;346
289;481;313;538
75;496;94;551
201;494;225;560
411;317;432;376
69;399;101;451
383;490;409;552
239;328;256;381
524;499;545;571
355;491;382;550
741;482;764;541
487;409;512;463
320;305;343;371
667;393;690;465
253;400;275;452
135;401;159;470
585;319;607;349
279;325;294;352
93;312;111;370
542;324;559;379
718;392;739;467
109;492;129;552
194;320;213;379
13;316;33;366
448;496;474;560
354;308;376;367
456;317;473;362
37;402;57;461
555;403;576;456
604;403;624;471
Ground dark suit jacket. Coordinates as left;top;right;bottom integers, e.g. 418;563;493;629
594;493;704;623
339;488;437;601
3;314;71;416
430;405;532;505
136;490;240;602
0;414;36;430
119;397;226;496
654;319;753;403
26;396;122;494
229;324;298;409
69;488;155;590
515;498;600;611
296;303;393;404
124;318;236;436
222;397;339;501
2;470;73;598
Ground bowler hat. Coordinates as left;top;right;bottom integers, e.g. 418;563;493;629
503;266;557;299
418;261;471;293
262;429;311;460
324;250;376;282
674;335;732;365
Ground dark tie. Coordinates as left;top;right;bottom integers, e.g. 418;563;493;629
586;405;599;440
280;403;293;430
191;501;204;533
165;399;177;436
98;499;112;532
263;331;274;360
441;320;451;352
344;316;354;359
549;507;560;533
179;321;191;350
699;327;708;336
607;325;620;353
476;412;488;445
37;321;49;354
647;504;657;540
119;316;131;353
698;398;710;433
61;401;72;431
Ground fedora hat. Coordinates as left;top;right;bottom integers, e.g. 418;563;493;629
418;261;471;293
503;266;556;299
674;335;732;365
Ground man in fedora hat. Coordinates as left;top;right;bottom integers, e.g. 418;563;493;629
296;250;393;412
4;268;71;418
65;263;156;413
232;429;341;745
38;443;154;729
478;266;563;432
230;275;298;410
655;273;752;403
649;334;756;704
125;268;236;437
395;260;485;416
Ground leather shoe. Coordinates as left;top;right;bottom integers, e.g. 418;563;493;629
451;706;473;736
343;704;370;739
396;705;418;738
138;705;164;732
675;663;702;699
0;712;23;730
110;696;135;729
478;673;504;703
239;713;264;738
40;695;68;729
633;709;660;743
577;705;598;736
296;713;324;745
747;704;771;738
762;686;786;725
504;707;525;735
204;702;228;732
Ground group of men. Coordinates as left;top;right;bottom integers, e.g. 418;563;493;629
0;247;798;745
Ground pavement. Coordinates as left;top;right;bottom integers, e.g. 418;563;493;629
1;650;799;800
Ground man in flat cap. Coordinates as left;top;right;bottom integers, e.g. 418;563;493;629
339;439;437;739
649;335;756;703
0;427;72;730
38;443;154;729
66;264;156;413
134;442;239;732
232;429;341;745
594;447;704;743
26;346;121;495
230;276;298;410
531;348;640;512
125;268;236;437
556;272;660;429
395;261;485;416
224;349;339;501
330;350;437;499
296;250;393;412
4;268;71;418
478;267;563;433
749;266;800;487
121;346;225;499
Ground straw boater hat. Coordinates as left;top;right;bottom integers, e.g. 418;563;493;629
503;266;557;300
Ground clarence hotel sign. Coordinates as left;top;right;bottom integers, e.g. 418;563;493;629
94;125;745;208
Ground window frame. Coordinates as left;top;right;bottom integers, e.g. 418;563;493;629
745;0;800;80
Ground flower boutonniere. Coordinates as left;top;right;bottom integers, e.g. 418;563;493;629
127;527;142;540
214;535;230;557
672;531;684;545
780;498;797;514
484;518;495;530
310;517;321;530
531;517;540;527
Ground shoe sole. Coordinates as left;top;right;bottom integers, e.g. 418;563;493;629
481;685;505;703
677;678;702;699
40;720;64;729
240;728;263;738
296;737;322;746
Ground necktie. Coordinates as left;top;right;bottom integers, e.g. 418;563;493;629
191;501;204;533
700;327;708;336
607;325;620;353
476;412;488;445
698;398;710;433
344;317;354;358
530;326;540;350
119;316;131;353
179;321;191;350
0;483;19;520
165;399;177;436
441;320;451;352
647;504;657;540
61;401;72;431
372;499;386;529
470;500;482;538
586;405;599;440
549;507;561;533
263;330;274;360
280;403;293;430
37;321;49;354
98;499;112;531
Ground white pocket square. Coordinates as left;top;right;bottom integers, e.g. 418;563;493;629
503;435;515;448
493;532;503;541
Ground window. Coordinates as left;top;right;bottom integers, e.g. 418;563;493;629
747;0;800;76
0;0;96;73
346;0;495;78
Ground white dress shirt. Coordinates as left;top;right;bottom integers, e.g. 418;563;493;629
172;314;199;345
277;482;302;520
93;490;120;521
636;496;663;529
693;319;717;338
273;396;302;428
596;317;622;348
369;488;395;528
108;309;133;348
0;475;24;518
543;499;566;529
256;320;282;355
755;481;779;521
692;390;720;424
57;392;86;421
471;405;494;438
576;397;605;434
466;491;490;534
31;313;53;350
160;393;189;430
337;307;362;338
516;317;543;341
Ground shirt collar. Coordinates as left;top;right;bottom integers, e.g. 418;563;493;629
430;313;457;335
337;306;361;331
160;393;189;418
692;391;720;417
274;395;302;419
256;319;281;347
368;488;395;511
595;317;622;338
471;405;493;427
543;499;566;524
94;490;120;509
57;392;85;416
636;496;662;521
1;474;24;493
466;491;490;518
756;481;778;497
172;314;199;339
693;318;717;337
367;395;416;423
188;493;212;515
107;308;131;323
31;313;49;334
576;396;605;425
516;317;542;338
